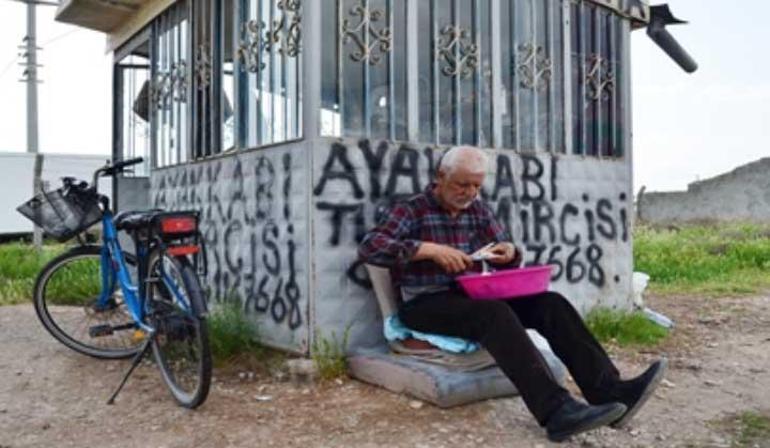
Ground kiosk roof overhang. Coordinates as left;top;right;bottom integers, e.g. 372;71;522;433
55;0;146;33
55;0;650;52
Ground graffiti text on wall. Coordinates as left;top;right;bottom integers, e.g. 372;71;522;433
313;140;629;289
153;153;303;330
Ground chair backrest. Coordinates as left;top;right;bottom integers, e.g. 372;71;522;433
364;263;400;318
363;263;498;372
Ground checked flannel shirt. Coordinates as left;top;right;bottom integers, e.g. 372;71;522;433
358;185;512;300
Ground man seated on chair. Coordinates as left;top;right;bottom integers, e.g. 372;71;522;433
357;146;667;443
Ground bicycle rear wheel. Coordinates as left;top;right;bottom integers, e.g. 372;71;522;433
147;251;211;408
33;245;143;359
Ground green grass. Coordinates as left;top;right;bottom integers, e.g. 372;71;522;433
585;308;669;347
207;300;266;367
713;411;770;448
44;255;103;306
0;243;68;305
311;327;351;381
733;412;770;448
634;223;770;296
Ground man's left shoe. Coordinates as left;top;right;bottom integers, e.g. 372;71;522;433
610;358;669;428
546;398;627;442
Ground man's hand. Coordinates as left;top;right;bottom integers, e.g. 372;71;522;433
414;242;473;274
486;242;520;265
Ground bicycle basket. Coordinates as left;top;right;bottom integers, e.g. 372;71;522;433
16;186;103;242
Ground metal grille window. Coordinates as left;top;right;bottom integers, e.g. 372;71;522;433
419;0;493;147
321;0;630;157
570;0;626;157
221;0;236;151
234;0;303;148
151;1;190;168
500;0;564;152
192;0;220;158
115;34;151;177
322;0;408;141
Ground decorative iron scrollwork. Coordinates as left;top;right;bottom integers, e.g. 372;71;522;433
341;5;393;66
151;72;171;111
585;54;614;101
437;25;478;79
171;60;187;102
195;44;212;89
517;43;552;91
265;3;302;57
277;0;300;11
237;0;302;73
151;60;187;111
238;20;267;73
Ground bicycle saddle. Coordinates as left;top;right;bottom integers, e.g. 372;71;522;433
114;209;164;232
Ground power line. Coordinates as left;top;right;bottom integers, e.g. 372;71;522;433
0;56;19;79
41;28;79;46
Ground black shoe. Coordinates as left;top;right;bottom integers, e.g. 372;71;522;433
610;358;669;428
546;398;627;442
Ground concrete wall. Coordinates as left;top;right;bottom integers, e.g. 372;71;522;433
638;158;770;224
311;138;634;351
151;141;312;353
115;176;151;213
149;138;634;354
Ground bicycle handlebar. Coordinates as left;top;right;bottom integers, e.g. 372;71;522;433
92;157;145;191
104;157;144;176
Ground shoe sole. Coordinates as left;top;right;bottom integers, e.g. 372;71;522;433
610;357;669;429
548;403;627;443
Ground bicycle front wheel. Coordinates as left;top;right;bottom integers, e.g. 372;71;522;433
33;245;143;359
147;251;211;408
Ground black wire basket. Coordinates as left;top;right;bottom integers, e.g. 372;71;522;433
17;186;103;242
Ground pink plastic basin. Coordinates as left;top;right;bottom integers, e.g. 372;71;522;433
456;265;554;300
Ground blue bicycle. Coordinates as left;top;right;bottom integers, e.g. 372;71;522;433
18;158;211;408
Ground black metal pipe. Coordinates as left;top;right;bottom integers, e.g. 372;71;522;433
646;4;698;73
647;21;697;73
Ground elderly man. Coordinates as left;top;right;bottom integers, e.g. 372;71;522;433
358;146;667;442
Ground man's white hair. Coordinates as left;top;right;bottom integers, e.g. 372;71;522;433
438;146;489;175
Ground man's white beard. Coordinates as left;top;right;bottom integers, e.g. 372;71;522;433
452;196;476;210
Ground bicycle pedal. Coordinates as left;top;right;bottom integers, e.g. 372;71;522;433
89;324;114;338
131;329;147;343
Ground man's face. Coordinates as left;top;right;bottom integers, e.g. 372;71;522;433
434;166;486;213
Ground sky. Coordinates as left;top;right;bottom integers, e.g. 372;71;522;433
631;0;770;192
0;2;111;158
0;0;768;193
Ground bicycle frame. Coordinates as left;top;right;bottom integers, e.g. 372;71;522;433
95;208;194;335
58;155;200;336
97;210;154;334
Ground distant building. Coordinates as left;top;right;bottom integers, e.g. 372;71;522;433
55;0;692;353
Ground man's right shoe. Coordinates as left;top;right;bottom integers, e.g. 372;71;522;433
546;398;627;443
609;358;669;429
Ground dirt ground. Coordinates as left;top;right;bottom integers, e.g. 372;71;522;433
1;292;769;448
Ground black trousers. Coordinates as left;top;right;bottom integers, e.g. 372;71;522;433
398;289;621;426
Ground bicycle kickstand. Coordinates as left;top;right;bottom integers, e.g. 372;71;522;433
106;336;153;405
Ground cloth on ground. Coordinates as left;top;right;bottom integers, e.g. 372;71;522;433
384;315;480;354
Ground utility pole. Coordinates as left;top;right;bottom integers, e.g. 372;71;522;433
23;1;40;156
15;0;57;249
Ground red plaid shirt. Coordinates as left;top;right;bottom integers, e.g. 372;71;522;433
358;185;511;290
